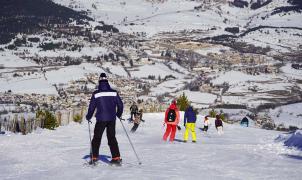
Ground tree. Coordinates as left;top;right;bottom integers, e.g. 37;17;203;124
177;92;190;111
36;110;58;130
220;113;226;122
209;109;217;118
73;114;82;123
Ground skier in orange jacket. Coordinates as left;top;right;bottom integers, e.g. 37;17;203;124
163;100;180;142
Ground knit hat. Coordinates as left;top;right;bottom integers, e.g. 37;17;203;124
99;73;107;80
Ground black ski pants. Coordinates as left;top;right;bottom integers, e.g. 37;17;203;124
92;120;120;158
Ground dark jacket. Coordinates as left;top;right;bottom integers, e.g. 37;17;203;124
215;119;223;128
241;117;249;124
184;106;196;125
130;104;138;113
86;80;123;121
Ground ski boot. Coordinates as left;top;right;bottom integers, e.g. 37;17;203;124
110;157;122;166
89;156;98;165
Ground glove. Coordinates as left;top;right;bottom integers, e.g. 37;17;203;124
117;115;125;121
117;114;121;119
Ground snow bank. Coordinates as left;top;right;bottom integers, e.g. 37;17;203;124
284;130;302;150
276;130;302;150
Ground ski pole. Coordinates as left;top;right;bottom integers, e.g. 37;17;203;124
119;117;142;165
87;121;94;164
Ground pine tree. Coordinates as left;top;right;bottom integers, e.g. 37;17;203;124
209;109;217;118
177;92;190;111
73;114;82;123
36;110;58;130
44;110;58;130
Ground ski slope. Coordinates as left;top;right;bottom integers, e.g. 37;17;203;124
0;113;301;180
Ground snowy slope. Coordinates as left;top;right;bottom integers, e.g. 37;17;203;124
45;63;104;84
1;113;301;180
0;63;106;94
0;52;37;68
269;103;302;128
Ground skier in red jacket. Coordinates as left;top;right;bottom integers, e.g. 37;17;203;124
163;100;180;142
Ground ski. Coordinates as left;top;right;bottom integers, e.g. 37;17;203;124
83;155;126;167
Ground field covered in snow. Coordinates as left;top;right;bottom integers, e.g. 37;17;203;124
0;62;106;95
0;113;301;180
53;0;302;53
270;103;302;129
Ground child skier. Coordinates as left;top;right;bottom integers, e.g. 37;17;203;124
215;115;224;135
129;102;138;121
183;106;197;143
203;116;210;132
131;109;143;133
163;100;180;142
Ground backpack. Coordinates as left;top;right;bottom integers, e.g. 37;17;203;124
167;109;176;122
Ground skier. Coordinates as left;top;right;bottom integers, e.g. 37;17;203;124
203;116;210;132
183;106;197;143
130;102;138;121
131;109;143;133
215;114;224;135
163;100;180;142
86;73;124;165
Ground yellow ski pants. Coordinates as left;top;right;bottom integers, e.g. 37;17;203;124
184;123;196;141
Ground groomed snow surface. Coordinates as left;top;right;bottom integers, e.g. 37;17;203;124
1;113;301;180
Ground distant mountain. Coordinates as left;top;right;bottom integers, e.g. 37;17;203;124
0;0;92;44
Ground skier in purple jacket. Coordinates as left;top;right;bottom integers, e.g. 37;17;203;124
215;115;224;135
86;73;124;165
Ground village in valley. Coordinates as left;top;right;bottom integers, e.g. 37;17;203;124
1;0;302;134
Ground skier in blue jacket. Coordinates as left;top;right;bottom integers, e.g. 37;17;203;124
86;73;124;165
183;106;197;143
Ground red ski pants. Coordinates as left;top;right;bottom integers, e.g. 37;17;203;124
163;124;177;142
